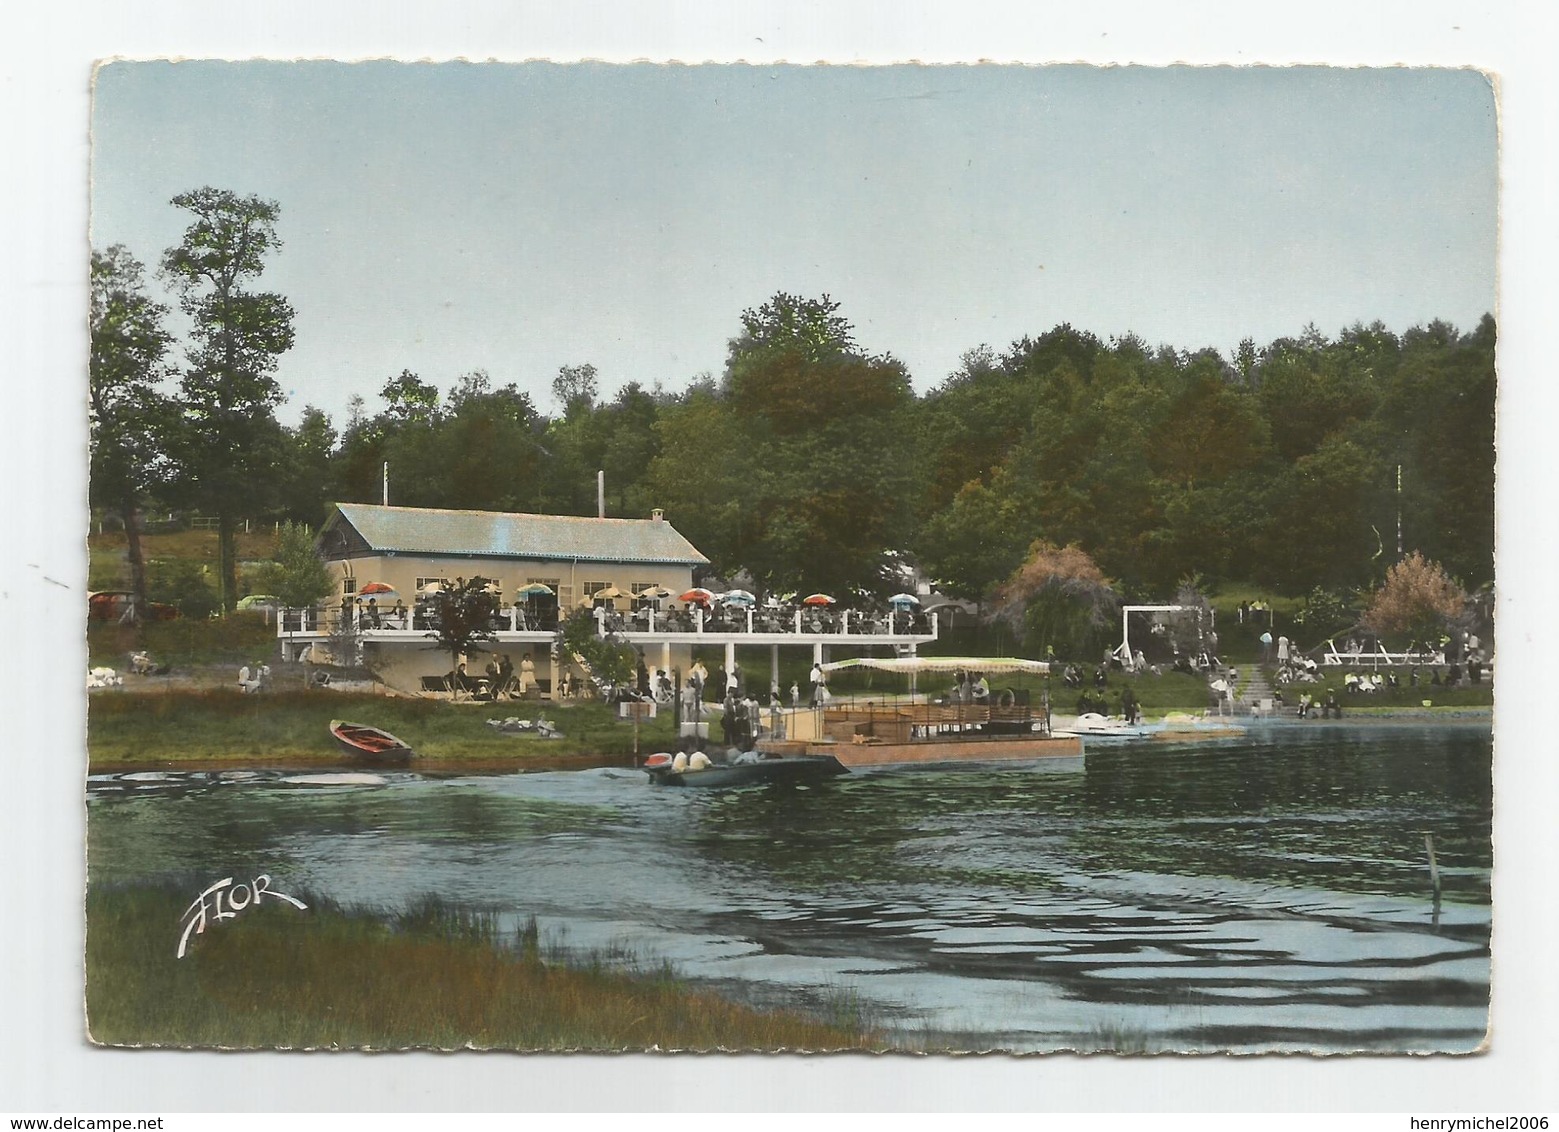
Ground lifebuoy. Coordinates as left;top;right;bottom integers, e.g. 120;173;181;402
643;752;674;769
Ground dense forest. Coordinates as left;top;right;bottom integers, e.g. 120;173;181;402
92;190;1496;613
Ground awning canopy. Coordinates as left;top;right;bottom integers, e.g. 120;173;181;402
819;656;1051;676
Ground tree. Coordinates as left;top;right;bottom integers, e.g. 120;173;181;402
90;245;173;629
259;521;334;610
992;541;1119;659
556;607;636;694
422;577;500;686
276;406;338;524
161;187;296;611
1360;552;1468;645
914;475;1033;602
725;292;858;369
381;370;442;427
552;363;599;418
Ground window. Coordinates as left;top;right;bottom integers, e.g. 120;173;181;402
583;580;609;598
525;577;567;612
342;578;357;596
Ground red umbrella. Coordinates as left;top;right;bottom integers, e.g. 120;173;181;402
358;581;398;595
803;593;836;606
679;588;716;605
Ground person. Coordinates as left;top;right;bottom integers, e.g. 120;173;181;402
809;661;825;708
130;650;154;676
637;654;651;698
1323;688;1341;718
1277;635;1290;665
745;694;761;746
237;663;261;694
727;665;740;697
391;599;407;628
720;694;736;745
518;653;536;696
1297;691;1311;718
1121;686;1139;725
498;654;515;699
366;597;381;628
1260;630;1273;662
790;680;800;708
690;659;708;700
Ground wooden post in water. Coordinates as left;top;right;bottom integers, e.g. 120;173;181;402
1424;832;1443;904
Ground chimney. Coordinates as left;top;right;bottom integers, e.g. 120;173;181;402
651;508;665;523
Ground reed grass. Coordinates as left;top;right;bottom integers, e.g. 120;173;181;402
86;883;888;1051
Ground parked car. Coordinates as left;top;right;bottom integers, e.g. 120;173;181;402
235;594;281;613
87;591;180;622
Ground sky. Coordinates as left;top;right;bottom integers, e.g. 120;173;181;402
89;61;1498;425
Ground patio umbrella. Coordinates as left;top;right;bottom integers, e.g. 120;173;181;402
803;593;836;606
639;585;673;599
679;588;715;605
419;582;447;595
514;583;554;598
888;593;920;607
595;586;625;600
721;589;756;605
357;581;398;596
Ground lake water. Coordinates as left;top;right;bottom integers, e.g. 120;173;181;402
86;721;1492;1053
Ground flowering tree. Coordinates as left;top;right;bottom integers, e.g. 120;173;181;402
1361;553;1468;645
993;540;1119;660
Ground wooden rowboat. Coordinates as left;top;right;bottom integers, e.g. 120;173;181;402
329;719;415;764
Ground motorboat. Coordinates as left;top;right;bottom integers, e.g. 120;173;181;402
643;750;848;788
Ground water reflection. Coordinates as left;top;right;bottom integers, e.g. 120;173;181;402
86;723;1491;1052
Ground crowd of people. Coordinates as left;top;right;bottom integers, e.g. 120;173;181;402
335;594;933;639
598;601;930;636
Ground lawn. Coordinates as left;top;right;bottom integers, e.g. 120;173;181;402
87;688;682;769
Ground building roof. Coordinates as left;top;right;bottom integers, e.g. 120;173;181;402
324;503;709;566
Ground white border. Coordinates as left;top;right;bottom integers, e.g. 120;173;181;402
4;1;1555;1114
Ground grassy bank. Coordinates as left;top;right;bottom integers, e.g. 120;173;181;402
86;883;883;1051
88;689;680;770
89;614;278;668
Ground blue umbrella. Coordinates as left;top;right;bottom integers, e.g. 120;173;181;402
888;593;920;607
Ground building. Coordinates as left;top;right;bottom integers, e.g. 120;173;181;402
281;502;939;699
318;502;707;619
